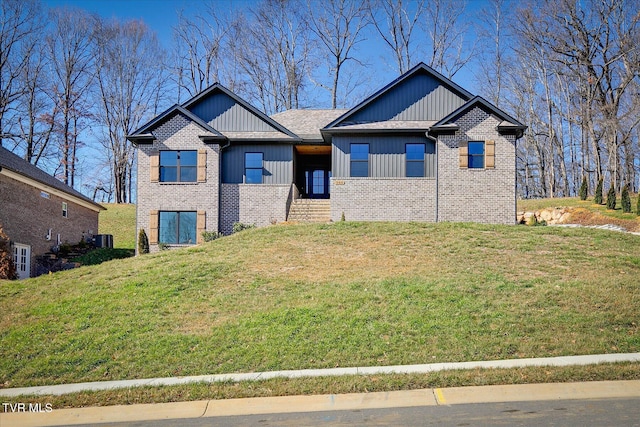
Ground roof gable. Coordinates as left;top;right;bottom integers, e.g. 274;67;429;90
127;104;225;143
324;63;473;130
431;96;527;137
182;83;299;140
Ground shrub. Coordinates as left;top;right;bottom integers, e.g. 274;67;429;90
0;224;17;280
579;176;588;200
637;192;640;216
232;222;256;233
621;184;631;213
202;230;224;242
594;178;604;204
158;242;169;251
340;212;346;222
138;229;149;254
606;185;616;210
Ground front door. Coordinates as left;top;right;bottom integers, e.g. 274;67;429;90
13;243;31;279
305;169;331;199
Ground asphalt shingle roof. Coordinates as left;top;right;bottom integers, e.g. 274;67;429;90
0;146;103;209
271;109;347;141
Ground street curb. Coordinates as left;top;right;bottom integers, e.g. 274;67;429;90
2;380;640;427
2;352;639;398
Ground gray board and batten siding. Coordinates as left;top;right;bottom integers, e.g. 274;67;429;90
187;92;277;132
222;144;293;184
332;135;436;178
341;73;468;124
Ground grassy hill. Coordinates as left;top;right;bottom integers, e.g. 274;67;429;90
1;221;639;390
71;204;136;266
98;203;136;250
518;196;640;232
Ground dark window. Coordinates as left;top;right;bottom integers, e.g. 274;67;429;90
159;211;196;244
245;152;263;184
160;151;197;182
468;141;485;169
406;143;425;177
350;144;369;177
62;202;68;218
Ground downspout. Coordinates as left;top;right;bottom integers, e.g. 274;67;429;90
426;131;438;223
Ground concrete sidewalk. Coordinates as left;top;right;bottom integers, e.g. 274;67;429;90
1;352;639;397
2;380;640;427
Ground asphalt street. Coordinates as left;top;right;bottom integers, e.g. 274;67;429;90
62;398;640;427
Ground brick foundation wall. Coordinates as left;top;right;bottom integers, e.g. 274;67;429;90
330;178;437;222
0;175;99;277
437;107;516;224
220;184;292;235
136;114;220;253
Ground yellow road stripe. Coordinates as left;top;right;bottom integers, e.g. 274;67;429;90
434;388;446;404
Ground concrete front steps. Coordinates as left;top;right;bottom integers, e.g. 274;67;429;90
287;199;331;222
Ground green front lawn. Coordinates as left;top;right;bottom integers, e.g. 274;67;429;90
1;222;639;389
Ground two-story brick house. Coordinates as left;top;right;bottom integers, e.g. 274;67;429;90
0;146;104;278
128;63;525;252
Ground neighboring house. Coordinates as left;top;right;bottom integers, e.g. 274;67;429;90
128;63;525;253
0;146;104;278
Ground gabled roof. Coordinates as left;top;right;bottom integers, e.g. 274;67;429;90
127;104;226;144
271;109;346;142
0;146;104;211
323;62;473;133
182;83;301;142
430;96;527;138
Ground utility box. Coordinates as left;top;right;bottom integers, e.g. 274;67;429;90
94;234;113;248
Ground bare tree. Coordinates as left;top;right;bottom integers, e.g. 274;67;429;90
172;5;230;101
47;7;95;188
515;0;640;194
308;0;370;108
424;0;474;78
16;28;56;166
94;18;166;203
368;0;425;74
475;0;511;106
232;0;313;114
0;0;41;147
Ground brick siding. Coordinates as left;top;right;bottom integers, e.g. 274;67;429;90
437;106;516;224
330;178;437;222
136;114;220;253
220;183;292;235
0;175;99;277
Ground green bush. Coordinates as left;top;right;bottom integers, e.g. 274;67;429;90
232;222;256;233
621;184;631;213
138;229;149;254
637;192;640;216
201;230;224;242
579;176;588;200
606;185;616;210
341;212;346;222
158;242;169;251
594;178;604;204
0;224;17;280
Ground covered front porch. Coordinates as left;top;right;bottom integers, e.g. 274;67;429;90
293;145;332;200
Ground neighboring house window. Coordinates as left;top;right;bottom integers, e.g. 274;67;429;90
468;141;485;169
245;152;263;184
406;143;425;177
350;143;369;177
160;151;197;182
62;202;68;218
159;211;197;244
